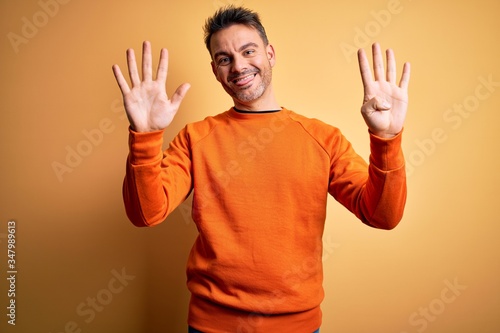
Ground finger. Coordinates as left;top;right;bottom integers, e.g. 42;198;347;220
386;49;396;84
373;96;391;110
372;43;385;81
363;96;391;112
127;48;141;87
357;48;373;92
156;48;169;84
399;62;411;90
170;83;191;109
142;41;153;82
112;64;131;94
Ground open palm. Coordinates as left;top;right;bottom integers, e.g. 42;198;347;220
112;41;190;133
357;43;410;138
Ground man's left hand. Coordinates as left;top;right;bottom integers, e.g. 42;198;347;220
357;43;411;138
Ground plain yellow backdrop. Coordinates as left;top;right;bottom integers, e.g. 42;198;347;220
1;0;499;332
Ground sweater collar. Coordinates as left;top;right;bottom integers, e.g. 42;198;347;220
227;107;289;120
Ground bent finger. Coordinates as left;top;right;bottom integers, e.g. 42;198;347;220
362;96;391;114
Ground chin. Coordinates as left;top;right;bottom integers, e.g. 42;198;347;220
233;86;266;103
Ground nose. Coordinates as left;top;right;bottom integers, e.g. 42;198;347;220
230;54;246;73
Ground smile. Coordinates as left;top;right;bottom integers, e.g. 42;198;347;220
231;73;257;86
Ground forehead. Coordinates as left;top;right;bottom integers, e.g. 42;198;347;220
210;24;264;55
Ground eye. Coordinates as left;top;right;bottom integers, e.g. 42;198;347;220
244;49;255;56
217;57;231;66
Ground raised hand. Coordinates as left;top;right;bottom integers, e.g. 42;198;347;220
357;43;410;138
112;41;190;132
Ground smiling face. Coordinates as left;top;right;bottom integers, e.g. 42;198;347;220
210;24;277;110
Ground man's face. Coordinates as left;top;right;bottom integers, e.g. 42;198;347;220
210;24;275;105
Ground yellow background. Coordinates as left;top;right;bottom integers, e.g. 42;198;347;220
1;0;499;332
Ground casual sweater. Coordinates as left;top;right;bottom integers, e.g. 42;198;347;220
123;107;407;333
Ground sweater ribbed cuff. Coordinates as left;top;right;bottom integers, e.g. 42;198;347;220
127;127;164;165
369;130;405;171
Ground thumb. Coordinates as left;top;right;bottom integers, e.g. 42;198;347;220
363;96;391;113
171;83;191;108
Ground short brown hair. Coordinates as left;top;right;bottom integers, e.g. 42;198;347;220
203;6;269;56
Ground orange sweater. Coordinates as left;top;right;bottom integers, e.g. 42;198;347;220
123;108;406;333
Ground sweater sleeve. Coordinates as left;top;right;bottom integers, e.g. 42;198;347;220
123;127;193;227
328;130;406;229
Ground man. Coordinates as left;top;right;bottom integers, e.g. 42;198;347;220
112;6;410;333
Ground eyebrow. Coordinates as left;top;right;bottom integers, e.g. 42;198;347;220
213;42;259;60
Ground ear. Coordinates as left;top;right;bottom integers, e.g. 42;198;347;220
211;60;221;82
266;44;276;67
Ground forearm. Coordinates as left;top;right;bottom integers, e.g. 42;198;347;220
358;130;407;229
123;128;169;227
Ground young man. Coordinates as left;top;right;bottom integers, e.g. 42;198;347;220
112;6;410;333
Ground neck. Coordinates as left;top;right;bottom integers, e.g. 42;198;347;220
232;85;280;112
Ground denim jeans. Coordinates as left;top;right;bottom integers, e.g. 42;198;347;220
188;327;320;333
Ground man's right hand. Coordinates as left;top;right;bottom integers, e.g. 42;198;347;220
112;41;190;133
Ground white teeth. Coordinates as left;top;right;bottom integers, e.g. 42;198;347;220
233;74;255;83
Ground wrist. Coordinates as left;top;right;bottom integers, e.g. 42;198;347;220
369;130;398;139
369;130;405;170
128;127;164;165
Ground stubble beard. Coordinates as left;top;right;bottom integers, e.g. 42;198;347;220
229;66;273;103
